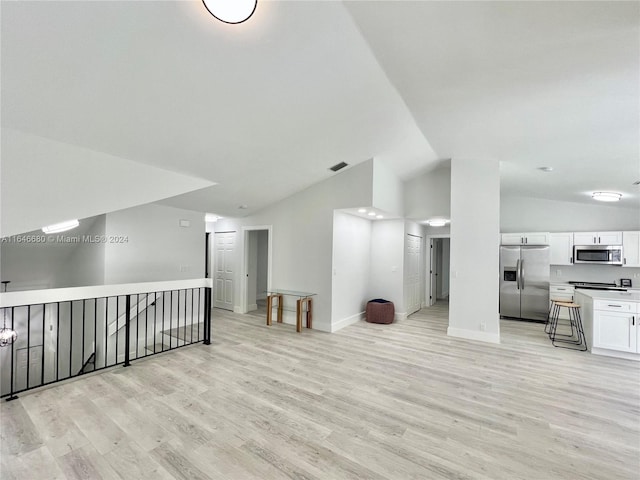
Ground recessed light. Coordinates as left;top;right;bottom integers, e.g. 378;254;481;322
538;166;553;172
368;212;376;216
376;215;384;219
238;205;248;209
42;219;79;234
592;192;622;202
358;208;367;213
633;180;640;186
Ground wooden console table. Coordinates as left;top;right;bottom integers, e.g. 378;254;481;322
266;289;316;332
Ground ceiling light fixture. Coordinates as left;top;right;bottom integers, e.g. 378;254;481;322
42;219;79;234
358;208;367;213
202;0;257;24
538;166;553;172
0;281;17;348
367;212;376;216
592;192;622;202
427;219;449;227
376;215;384;219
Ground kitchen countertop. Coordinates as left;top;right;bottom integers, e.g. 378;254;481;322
574;289;640;302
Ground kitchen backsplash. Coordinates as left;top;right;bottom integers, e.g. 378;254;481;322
549;264;640;286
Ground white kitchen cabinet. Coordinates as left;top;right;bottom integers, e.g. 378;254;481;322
622;231;640;267
501;232;549;246
593;310;637;353
549;233;574;265
573;231;623;245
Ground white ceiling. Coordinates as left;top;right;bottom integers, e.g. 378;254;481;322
2;1;638;225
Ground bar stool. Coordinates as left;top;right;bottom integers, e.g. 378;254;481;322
548;301;587;351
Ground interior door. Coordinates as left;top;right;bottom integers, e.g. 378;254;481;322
406;234;422;315
213;232;235;311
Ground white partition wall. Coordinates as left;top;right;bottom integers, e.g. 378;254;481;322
448;158;500;343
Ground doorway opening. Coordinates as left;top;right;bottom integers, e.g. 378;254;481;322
242;226;272;314
429;236;450;306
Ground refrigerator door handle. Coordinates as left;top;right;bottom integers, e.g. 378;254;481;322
515;259;520;290
520;259;525;290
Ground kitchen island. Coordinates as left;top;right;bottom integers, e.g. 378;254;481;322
574;290;640;361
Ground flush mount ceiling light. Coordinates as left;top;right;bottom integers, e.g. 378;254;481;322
426;219;449;227
0;281;17;348
592;192;622;202
42;219;79;234
202;0;257;24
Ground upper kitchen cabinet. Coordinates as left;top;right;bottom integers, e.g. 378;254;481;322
573;231;623;245
549;232;574;265
501;232;550;246
622;231;640;267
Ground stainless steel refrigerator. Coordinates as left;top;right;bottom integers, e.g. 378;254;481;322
499;245;550;321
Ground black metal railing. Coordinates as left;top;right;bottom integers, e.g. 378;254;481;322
0;284;212;400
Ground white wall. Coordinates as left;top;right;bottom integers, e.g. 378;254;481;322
404;163;451;221
0;215;106;290
57;216;106;288
449;158;500;343
370;219;405;316
1;128;213;238
331;212;372;331
372;158;404;217
550;264;640;286
104;203;205;284
215;161;374;332
501;195;640;232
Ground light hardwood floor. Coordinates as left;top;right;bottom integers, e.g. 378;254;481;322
1;303;639;480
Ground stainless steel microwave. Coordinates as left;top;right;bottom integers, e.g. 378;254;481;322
573;245;623;265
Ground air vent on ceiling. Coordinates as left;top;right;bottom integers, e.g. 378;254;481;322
633;180;640;186
329;162;349;172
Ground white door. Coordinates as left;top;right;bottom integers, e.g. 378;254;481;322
406;234;422;315
214;232;236;311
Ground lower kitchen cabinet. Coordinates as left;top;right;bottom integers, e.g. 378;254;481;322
593;310;637;353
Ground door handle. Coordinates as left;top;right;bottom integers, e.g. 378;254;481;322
520;259;525;290
515;259;520;290
607;304;622;308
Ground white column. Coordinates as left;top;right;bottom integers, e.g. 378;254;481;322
448;157;500;343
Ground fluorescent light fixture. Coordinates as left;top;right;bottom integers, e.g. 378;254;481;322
42;219;79;234
592;191;622;202
427;219;449;227
202;0;257;24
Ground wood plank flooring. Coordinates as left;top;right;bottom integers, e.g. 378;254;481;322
1;302;639;479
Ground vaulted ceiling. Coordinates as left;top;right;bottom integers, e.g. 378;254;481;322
2;1;638;234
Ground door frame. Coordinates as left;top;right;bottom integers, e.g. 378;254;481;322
240;225;272;314
426;234;450;307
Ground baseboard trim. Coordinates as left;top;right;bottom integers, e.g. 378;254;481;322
395;311;408;322
447;326;501;344
248;303;258;312
591;347;640;361
331;312;365;333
